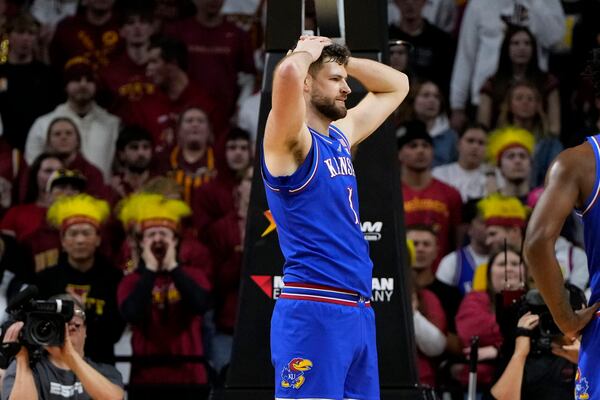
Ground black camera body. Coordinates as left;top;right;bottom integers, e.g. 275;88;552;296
0;286;75;368
519;284;587;355
17;300;75;347
5;286;75;347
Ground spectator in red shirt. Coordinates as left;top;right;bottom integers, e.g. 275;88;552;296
0;153;63;241
49;0;121;70
110;125;156;203
124;36;219;152
117;193;212;399
163;0;256;127
156;106;217;205
98;5;156;116
455;245;526;391
405;228;447;388
44;117;107;199
193;127;252;236
399;120;463;263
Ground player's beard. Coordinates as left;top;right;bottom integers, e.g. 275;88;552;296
312;94;347;121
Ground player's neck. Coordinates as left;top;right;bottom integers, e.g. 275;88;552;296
306;112;331;136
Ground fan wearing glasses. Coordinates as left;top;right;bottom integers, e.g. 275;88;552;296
1;293;124;400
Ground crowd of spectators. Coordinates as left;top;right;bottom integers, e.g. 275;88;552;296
0;0;596;398
391;0;600;397
0;0;258;397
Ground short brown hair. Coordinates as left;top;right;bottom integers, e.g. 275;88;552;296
308;43;351;76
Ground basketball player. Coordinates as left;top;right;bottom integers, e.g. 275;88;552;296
524;50;600;400
261;36;408;399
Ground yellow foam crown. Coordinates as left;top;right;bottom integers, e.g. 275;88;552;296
47;194;110;230
487;125;535;164
477;194;527;226
117;192;191;231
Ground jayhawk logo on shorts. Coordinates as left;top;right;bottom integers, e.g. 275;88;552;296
281;357;313;389
576;368;590;399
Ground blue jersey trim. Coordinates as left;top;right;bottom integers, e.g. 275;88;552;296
261;131;319;194
580;136;600;216
329;124;351;148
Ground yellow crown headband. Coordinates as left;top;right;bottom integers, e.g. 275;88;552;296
117;193;191;232
477;194;527;228
47;194;110;231
487;126;535;165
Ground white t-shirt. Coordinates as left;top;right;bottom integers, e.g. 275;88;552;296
432;162;488;202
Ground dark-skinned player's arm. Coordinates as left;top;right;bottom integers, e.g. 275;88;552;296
335;58;409;147
524;147;600;340
263;36;331;177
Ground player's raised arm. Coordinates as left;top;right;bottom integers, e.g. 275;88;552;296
263;36;331;177
336;57;409;146
524;145;600;338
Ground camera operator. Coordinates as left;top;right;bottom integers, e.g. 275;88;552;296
490;285;584;400
1;294;124;400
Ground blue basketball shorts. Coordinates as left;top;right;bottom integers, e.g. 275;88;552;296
577;314;600;400
271;283;380;400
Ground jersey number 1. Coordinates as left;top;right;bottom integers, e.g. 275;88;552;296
347;187;359;224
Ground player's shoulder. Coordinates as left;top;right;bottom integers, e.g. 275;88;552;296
551;142;594;175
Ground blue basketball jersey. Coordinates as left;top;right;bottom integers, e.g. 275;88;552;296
577;135;600;304
575;135;600;400
261;124;373;297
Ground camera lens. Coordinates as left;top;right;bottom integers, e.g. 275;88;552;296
31;319;59;345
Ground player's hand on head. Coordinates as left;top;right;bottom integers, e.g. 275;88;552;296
293;36;332;61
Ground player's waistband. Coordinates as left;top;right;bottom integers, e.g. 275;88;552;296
279;282;371;307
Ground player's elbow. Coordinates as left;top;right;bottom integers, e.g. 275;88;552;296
275;61;305;84
394;72;410;100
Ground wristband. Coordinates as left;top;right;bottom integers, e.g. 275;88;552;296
516;327;533;337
